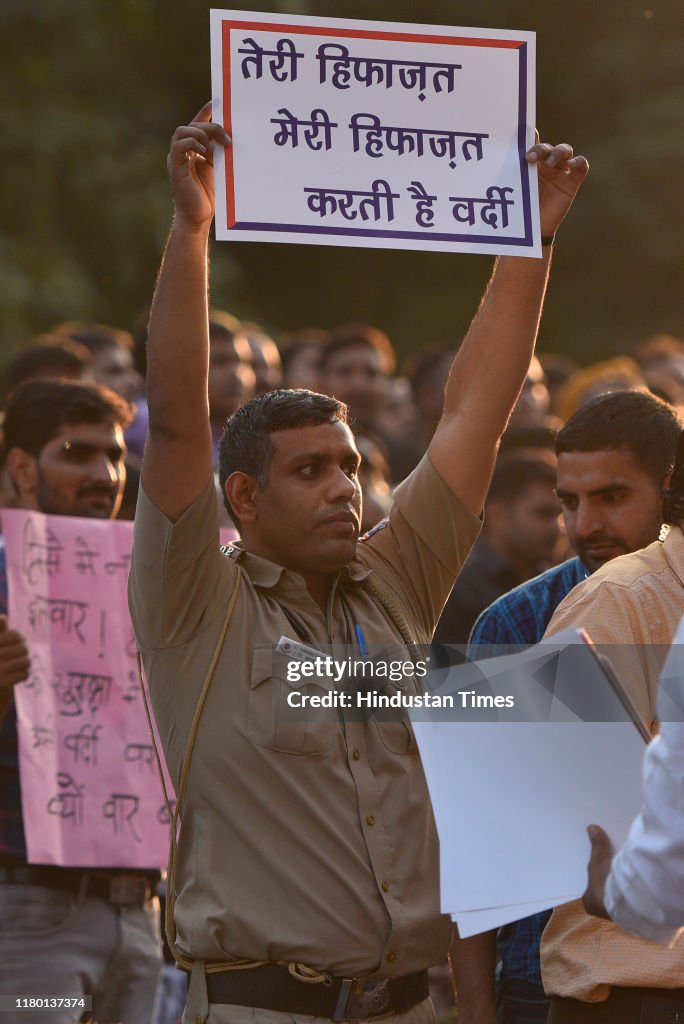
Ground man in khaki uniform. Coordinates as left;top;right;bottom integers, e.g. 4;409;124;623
129;103;588;1024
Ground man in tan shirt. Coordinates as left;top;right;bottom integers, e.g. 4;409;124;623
129;103;588;1024
541;438;684;1021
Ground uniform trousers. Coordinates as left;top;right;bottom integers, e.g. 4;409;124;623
182;1000;437;1024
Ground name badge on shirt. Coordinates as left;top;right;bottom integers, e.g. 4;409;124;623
276;635;324;663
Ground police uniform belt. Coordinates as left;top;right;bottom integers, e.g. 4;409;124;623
204;964;429;1021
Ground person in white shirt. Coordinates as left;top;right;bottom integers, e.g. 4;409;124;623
583;677;684;945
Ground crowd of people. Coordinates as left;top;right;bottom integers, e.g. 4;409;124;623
0;106;682;1024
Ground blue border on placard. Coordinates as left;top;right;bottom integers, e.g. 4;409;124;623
231;42;533;247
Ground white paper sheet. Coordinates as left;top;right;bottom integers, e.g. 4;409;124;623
412;634;646;929
453;896;572;939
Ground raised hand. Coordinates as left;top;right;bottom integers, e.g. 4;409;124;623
526;139;589;239
167;102;231;231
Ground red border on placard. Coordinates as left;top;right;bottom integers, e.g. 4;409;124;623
221;20;524;230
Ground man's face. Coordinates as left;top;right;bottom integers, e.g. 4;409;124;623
89;346;143;401
321;345;386;429
245;421;362;576
282;344;322;392
246;333;283;395
556;449;664;573
498;482;561;567
208;333;256;424
30;420;126;518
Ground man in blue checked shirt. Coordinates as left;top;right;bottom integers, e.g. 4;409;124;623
449;388;682;1024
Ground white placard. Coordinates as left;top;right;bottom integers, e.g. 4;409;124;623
210;10;539;256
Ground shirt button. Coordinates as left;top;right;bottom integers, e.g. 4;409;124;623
352;748;360;761
381;880;390;892
387;951;397;963
366;815;375;826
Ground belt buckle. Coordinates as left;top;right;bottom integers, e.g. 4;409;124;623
108;874;149;906
335;978;391;1022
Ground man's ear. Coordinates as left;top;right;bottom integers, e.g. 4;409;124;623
224;471;259;523
4;448;38;505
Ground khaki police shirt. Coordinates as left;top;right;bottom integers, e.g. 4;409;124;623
129;453;480;978
541;525;684;1001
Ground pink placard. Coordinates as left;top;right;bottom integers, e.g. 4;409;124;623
4;510;238;867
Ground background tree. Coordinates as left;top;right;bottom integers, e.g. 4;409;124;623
2;0;682;367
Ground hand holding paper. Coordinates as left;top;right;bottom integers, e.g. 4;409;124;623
525;140;589;238
168;101;230;231
581;824;613;919
0;614;31;690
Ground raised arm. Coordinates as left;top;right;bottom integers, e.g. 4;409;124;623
429;142;589;514
142;103;230;521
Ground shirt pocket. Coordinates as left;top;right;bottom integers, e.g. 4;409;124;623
372;713;419;755
247;644;336;755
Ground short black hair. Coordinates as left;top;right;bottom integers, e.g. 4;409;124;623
500;423;558;454
218;389;347;524
663;430;684;524
4;338;91;395
632;333;684;367
321;323;396;375
4;380;133;456
556;390;681;485
52;320;135;355
405;345;456;402
209;308;244;343
279;330;328;375
487;456;556;504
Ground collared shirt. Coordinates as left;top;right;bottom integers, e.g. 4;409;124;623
541;526;684;1002
545;526;684;731
469;556;588;656
0;541;26;860
465;556;588;988
129;454;480;978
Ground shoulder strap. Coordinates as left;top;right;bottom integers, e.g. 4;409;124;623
360;569;423;660
138;566;264;973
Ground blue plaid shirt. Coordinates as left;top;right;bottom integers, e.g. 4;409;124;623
467;556;589;986
469;555;588;655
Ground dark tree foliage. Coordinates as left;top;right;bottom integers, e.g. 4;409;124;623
2;0;683;367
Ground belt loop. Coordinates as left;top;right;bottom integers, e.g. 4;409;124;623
183;961;208;1024
76;873;89;906
333;978;353;1022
